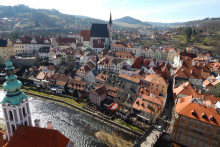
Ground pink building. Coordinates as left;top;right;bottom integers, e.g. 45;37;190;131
89;85;107;106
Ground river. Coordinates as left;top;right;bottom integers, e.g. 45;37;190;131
0;90;137;147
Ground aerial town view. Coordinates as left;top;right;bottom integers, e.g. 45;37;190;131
0;0;220;147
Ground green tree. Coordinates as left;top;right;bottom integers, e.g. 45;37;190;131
186;27;192;42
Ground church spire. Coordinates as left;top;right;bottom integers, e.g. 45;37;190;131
109;11;112;26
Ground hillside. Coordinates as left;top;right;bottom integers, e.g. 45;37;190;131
182;17;220;29
114;16;151;28
145;21;181;26
0;5;108;33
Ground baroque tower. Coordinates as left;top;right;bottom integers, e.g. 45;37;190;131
109;12;113;48
1;60;32;139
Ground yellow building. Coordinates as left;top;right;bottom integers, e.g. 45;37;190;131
0;39;14;65
170;95;220;147
143;74;168;95
167;49;177;62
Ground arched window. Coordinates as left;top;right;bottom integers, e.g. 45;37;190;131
11;124;15;133
22;107;26;117
24;121;28;126
9;110;13;121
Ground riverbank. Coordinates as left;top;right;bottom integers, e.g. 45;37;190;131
95;130;133;147
23;90;145;137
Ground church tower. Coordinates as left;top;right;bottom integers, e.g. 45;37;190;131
1;60;32;139
109;12;113;48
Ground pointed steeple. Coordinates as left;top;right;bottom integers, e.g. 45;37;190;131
109;12;112;26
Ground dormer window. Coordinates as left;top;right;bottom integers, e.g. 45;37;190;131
16;39;22;43
210;115;214;121
201;112;206;119
191;110;196;115
31;38;37;44
44;40;49;44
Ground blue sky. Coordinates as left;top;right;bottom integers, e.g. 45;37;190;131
1;0;220;22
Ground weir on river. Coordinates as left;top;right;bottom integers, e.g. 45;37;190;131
0;90;137;147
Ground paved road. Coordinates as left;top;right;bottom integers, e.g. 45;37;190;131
140;129;162;147
156;77;175;132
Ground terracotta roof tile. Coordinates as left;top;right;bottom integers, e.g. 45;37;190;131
6;125;70;147
132;95;164;114
203;76;219;87
56;74;69;86
80;30;90;41
131;56;143;68
93;85;107;96
173;81;200;98
55;38;77;45
175;96;220;126
67;77;86;91
119;73;140;83
114;51;135;60
36;71;47;80
96;73;109;82
144;74;168;86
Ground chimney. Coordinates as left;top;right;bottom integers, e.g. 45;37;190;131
46;121;53;129
34;119;41;127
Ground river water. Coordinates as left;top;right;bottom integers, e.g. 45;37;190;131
0;90;137;147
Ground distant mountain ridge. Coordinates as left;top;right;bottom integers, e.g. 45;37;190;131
182;17;220;28
114;16;152;26
0;4;219;31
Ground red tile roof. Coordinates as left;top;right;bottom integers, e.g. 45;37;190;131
175;96;220;126
107;86;120;98
174;55;211;79
119;73;140;83
67;77;86;91
96;73;109;82
144;74;168;86
173;81;200;98
112;42;134;48
56;74;69;86
55;38;77;46
80;30;90;41
6;125;71;147
17;36;51;44
131;56;143;68
203;76;219;87
36;71;47;80
132;94;164;114
114;51;135;60
93;85;107;96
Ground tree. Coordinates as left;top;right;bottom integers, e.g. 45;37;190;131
186;27;192;42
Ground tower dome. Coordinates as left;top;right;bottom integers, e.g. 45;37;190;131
2;60;28;105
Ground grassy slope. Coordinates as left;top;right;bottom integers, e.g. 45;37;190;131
24;89;85;107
